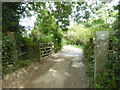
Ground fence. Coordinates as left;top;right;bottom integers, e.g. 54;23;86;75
4;32;54;62
2;32;56;75
18;42;54;60
39;42;54;60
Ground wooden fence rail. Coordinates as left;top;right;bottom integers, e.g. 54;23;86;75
6;32;54;60
39;42;54;60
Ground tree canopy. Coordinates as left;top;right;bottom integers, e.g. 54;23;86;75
2;1;120;88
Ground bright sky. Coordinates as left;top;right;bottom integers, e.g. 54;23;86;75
19;11;37;31
19;0;119;31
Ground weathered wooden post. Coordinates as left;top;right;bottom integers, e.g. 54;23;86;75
7;32;18;61
39;42;42;60
51;42;54;55
94;31;109;84
89;38;93;53
0;3;2;87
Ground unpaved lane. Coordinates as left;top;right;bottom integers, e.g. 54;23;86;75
2;46;89;88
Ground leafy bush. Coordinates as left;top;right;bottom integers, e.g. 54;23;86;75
83;31;119;88
13;60;31;68
39;34;53;43
64;24;94;45
2;33;13;67
2;33;38;75
83;38;95;87
3;60;31;75
93;32;119;88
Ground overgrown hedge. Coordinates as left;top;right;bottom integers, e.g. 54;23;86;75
2;33;39;75
2;31;62;75
83;32;119;88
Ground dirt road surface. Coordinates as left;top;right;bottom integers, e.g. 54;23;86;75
2;46;89;88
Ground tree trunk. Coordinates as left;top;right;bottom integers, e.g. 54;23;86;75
7;32;18;61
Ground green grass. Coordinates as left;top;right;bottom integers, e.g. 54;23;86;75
2;59;32;76
67;45;83;49
62;39;83;49
71;45;83;48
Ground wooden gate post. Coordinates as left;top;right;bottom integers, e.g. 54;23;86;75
0;17;1;81
7;32;18;61
39;42;42;60
89;38;93;54
94;31;109;84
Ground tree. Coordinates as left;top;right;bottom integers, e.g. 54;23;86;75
2;2;25;33
31;5;62;52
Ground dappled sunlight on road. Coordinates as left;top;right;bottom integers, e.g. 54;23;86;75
2;45;89;88
28;45;88;88
72;62;84;68
53;59;65;62
49;69;57;73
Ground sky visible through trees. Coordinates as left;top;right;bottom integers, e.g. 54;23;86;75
2;0;120;88
19;0;119;31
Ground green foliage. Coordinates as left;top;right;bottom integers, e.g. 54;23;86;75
3;60;31;75
19;37;37;60
22;37;35;45
2;2;70;75
3;65;16;75
83;27;119;88
2;2;25;33
2;2;119;88
83;38;95;87
93;3;120;88
53;2;72;31
31;5;63;53
13;60;31;68
29;2;72;31
39;35;53;43
30;29;40;41
83;30;119;88
81;2;119;87
2;33;12;67
74;1;104;23
2;31;39;75
64;24;93;45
